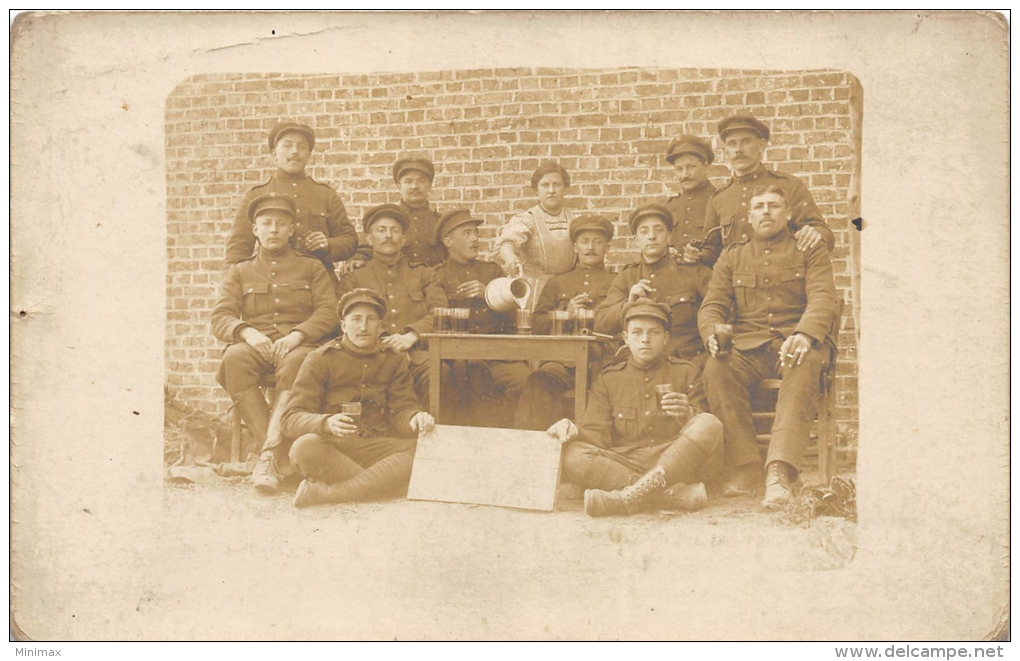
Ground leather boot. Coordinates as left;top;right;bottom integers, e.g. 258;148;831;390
262;390;297;483
762;461;794;509
251;449;284;495
232;387;270;456
293;452;415;508
660;482;708;512
722;462;764;498
583;466;668;517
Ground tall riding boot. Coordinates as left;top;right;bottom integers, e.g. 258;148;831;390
293;451;415;508
251;389;291;495
232;387;271;452
583;466;668;517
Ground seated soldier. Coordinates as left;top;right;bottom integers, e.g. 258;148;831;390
698;184;838;509
546;298;724;518
337;204;445;403
595;204;712;370
514;213;617;431
211;194;339;495
282;289;436;508
431;209;529;426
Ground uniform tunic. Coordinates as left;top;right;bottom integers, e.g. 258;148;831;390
560;356;723;490
432;257;513;334
225;171;359;281
697;227;839;472
399;201;447;268
281;337;422;480
664;180;719;265
532;263;617;335
594;254;712;360
703;165;834;260
211;248;338;394
336;254;446;368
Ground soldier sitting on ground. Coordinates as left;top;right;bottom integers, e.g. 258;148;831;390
546;298;724;518
211;194;339;495
282;289;436;508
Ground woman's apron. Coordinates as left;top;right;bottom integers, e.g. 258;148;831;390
522;207;576;309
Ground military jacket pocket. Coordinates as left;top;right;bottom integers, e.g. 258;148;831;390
242;282;270;317
665;290;699;306
732;271;757;312
732;272;756;288
780;265;805;282
612;406;636;438
274;281;314;312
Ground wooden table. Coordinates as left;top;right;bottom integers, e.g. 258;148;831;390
421;333;599;421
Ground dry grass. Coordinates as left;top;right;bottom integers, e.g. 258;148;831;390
773;475;857;526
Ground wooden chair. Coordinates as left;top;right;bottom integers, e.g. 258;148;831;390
751;297;845;482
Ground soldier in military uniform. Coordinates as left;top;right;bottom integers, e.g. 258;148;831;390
663;134;721;266
546;298;724;517
225;122;358;286
337;204;446;402
282;289;436;508
698;184;838;509
595;204;712;369
704;112;833;256
211;194;339;495
514;213;617;431
431;209;529;426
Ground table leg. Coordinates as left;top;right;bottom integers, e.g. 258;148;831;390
574;341;589;421
429;339;441;418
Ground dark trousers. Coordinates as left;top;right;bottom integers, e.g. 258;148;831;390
288;432;416;483
561;413;724;490
439;360;530;427
513;362;574;431
701;338;826;473
216;343;313;395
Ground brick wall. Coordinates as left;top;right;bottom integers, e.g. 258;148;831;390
165;67;861;456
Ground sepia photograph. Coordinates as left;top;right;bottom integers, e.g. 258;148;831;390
9;10;1009;644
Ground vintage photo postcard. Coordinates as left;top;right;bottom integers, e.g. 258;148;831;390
9;10;1009;641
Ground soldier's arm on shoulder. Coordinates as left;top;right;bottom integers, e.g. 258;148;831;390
210;264;249;343
294;260;340;342
575;371;615;449
280;350;333;439
697;251;735;343
324;189;359;263
786;176;834;252
386;354;424;436
225;189;258;265
593;270;630;336
794;244;839;345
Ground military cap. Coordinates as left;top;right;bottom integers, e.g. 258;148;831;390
435;208;483;243
362;203;411;232
393;156;436;183
718;113;770;141
622;297;672;330
569;213;615;242
268;121;316;151
247;193;296;222
338;288;387;319
627;204;674;234
530;161;571;189
665;134;715;165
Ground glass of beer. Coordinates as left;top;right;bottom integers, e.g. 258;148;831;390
654;384;673;415
453;308;470;334
341;402;362;431
550;310;572;336
714;323;734;357
515;308;532;335
574;309;594;335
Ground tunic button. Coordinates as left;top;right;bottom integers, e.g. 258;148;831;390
271;261;277;265
391;309;397;313
679;298;686;302
247;288;253;293
763;261;770;266
767;296;774;301
764;278;770;284
617;413;623;418
270;272;277;276
764;249;770;254
274;298;280;303
645;411;652;416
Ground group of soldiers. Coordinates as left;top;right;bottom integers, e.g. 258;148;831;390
210;111;840;516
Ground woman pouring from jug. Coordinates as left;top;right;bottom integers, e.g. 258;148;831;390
492;162;578;308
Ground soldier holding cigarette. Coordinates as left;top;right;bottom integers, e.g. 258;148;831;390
697;184;838;509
